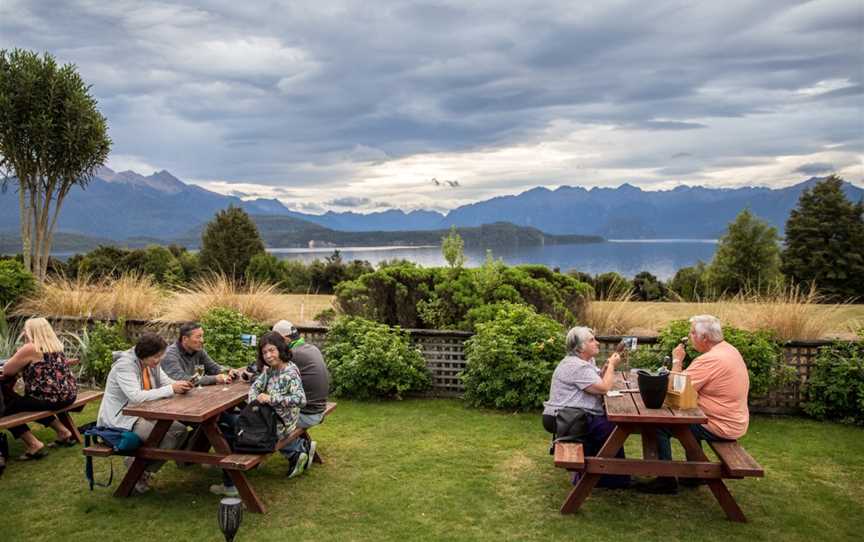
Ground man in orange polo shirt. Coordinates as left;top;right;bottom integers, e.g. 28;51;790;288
637;314;750;494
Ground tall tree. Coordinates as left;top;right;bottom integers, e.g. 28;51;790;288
199;206;265;280
0;49;111;280
781;175;864;300
706;208;782;295
441;225;465;269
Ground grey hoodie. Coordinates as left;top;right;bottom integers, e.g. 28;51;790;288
96;348;177;431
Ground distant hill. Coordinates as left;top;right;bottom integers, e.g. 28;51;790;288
0;166;859;245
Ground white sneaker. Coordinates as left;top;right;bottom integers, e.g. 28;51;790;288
306;441;317;470
133;478;151;494
209;483;239;497
288;452;309;478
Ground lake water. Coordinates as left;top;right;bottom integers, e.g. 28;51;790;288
268;239;718;280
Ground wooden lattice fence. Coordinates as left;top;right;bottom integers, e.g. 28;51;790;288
37;317;843;413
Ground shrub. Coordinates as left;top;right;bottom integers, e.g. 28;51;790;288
803;340;864;425
0;259;37;307
654;319;790;398
199;206;266;280
461;303;565;410
324;316;430;400
200;307;268;369
79;320;132;386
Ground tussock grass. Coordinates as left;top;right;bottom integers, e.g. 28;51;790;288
14;273;165;320
159;273;334;324
583;290;657;335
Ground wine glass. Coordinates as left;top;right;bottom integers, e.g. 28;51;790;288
194;364;205;388
217;497;243;542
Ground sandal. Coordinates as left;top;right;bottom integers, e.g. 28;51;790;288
18;449;47;461
47;436;78;448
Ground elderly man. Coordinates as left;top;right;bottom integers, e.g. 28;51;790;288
543;326;630;489
161;322;240;385
637;314;750;494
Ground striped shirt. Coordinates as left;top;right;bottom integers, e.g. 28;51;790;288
543;355;603;416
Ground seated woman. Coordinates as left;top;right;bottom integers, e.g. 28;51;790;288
542;326;629;488
97;332;192;494
2;317;78;459
210;331;306;497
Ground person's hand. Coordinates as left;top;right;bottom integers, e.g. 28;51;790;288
173;381;193;394
607;352;621;368
217;373;232;384
672;343;686;365
240;369;254;382
256;393;270;404
227;368;240;380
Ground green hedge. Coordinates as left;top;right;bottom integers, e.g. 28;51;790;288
461;303;565;410
324;316;430;400
200;308;268;369
803;340;864;425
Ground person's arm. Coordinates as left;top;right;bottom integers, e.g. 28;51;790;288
585;353;621;394
1;343;41;376
115;363;175;403
200;350;227;386
160;346;191;381
266;367;306;409
249;370;267;402
671;343;686;372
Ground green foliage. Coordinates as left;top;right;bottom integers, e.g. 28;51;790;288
0;49;111;279
79;320;132;386
140;245;184;287
76;245;127;280
245;252;285;286
461;303;565;410
199;206;266;280
654;319;790;398
308;251;375;294
591;272;632;299
668;262;710;301
803;340;864;425
441;226;465;269
324;316;430;400
336;260;591;332
707;209;782;295
0;258;36;307
632;271;668;301
200;307;268;368
781;175;864;301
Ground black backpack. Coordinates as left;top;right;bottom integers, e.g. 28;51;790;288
234;401;280;453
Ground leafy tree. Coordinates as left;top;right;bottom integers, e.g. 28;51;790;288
667;261;710;301
592;272;632;299
0;49;111;280
245;252;285;286
78;245;128;280
707;209;782;295
281;259;312;292
199;206;265;280
441;225;465;269
140;245;183;286
781;176;864;300
632;271;667;301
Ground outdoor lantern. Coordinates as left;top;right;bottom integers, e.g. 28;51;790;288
218;497;243;542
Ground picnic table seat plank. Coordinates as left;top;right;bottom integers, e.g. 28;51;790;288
0;390;103;446
709;441;765;478
219;454;266;470
553;442;584;470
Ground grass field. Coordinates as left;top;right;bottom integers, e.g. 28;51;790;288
3;399;863;542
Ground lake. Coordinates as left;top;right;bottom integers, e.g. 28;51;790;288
268;239;718;280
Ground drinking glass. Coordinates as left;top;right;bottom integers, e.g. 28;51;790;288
194;364;205;387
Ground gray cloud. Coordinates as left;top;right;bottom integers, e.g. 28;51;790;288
326;197;372;208
793;163;836;176
0;0;860;208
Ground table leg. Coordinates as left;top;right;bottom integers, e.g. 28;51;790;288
115;420;172;498
560;425;631;514
671;426;747;522
201;419;267;514
641;428;658;460
56;411;83;443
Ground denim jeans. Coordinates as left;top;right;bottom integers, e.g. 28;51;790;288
656;423;726;461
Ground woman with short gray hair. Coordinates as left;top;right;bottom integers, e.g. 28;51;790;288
542;326;630;488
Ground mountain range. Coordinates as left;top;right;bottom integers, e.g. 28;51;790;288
0;167;860;247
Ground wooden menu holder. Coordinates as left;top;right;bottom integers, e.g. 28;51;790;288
664;371;698;409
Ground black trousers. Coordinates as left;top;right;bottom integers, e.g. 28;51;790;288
2;388;74;439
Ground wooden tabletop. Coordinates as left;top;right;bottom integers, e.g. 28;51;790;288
123;381;250;423
604;371;706;424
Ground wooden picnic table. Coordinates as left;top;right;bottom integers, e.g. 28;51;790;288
114;380;271;513
559;371;753;522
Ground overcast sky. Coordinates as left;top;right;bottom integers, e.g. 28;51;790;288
2;1;862;213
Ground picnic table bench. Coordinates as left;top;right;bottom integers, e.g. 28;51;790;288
0;390;104;443
553;371;763;522
82;381;336;514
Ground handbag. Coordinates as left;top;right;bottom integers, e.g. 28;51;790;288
553;407;590;443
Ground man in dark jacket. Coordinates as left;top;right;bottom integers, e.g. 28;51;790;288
161;323;240;385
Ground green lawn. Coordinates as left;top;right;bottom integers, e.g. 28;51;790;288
3;399;863;541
